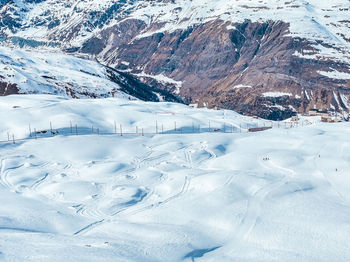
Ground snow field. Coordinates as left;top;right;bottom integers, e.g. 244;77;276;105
0;95;276;142
0;95;349;261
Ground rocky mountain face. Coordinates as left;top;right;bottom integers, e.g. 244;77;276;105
1;0;350;119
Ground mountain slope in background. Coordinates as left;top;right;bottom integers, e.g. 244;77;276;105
1;0;350;119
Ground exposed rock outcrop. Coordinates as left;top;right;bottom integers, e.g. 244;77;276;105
1;0;350;119
87;19;350;120
0;79;19;96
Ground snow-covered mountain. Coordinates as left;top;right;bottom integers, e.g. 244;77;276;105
1;0;350;119
0;45;182;102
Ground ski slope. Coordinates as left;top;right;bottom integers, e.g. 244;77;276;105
0;95;350;261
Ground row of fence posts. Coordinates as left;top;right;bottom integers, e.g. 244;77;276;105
5;119;312;144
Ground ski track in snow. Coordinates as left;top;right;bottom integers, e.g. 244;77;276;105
0;95;350;261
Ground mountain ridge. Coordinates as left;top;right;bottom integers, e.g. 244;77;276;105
1;0;350;119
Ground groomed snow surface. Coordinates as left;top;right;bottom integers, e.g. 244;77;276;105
1;95;350;261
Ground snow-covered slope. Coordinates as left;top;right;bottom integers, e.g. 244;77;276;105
0;46;182;102
0;46;128;98
0;94;350;261
0;94;267;141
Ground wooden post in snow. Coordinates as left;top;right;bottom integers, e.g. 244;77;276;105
29;124;32;137
120;124;123;136
12;134;15;144
75;124;78;135
70;121;73;133
34;129;37;139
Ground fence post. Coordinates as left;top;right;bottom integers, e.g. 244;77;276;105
114;121;117;134
92;126;94;133
29;124;32;137
120;124;123;136
174;121;177;132
75;124;78;135
70;121;73;133
12;134;15;144
34;128;37;139
50;122;53;134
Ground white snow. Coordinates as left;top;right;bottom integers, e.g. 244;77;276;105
226;24;237;30
0;46;127;98
233;84;252;89
0;94;350;261
134;72;183;94
262;92;292;98
318;69;350;80
340;94;349;109
305;90;310;100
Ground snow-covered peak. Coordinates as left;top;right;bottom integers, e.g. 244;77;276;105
131;0;350;57
2;0;350;62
